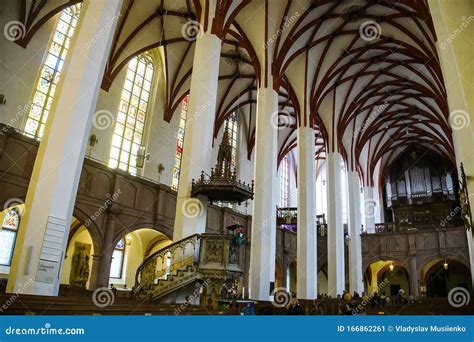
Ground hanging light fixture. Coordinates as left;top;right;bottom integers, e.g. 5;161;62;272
389;263;394;271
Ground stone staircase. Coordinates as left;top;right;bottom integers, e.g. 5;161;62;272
134;233;243;303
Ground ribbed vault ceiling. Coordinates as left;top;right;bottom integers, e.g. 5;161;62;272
14;0;454;186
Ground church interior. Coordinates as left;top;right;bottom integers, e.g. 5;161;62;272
0;0;473;315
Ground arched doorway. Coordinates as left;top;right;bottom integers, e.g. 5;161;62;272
62;216;101;290
365;260;410;296
109;228;172;289
422;258;471;298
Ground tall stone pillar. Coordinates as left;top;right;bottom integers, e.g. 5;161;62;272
248;86;278;300
173;31;222;241
6;0;123;296
347;171;364;294
363;186;376;233
95;214;116;288
428;0;474;290
409;256;419;297
296;126;317;299
88;254;101;290
326;152;345;296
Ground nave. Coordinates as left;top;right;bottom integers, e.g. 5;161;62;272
0;0;473;315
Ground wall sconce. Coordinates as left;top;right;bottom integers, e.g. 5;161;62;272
443;260;448;270
389;263;394;271
158;163;165;174
125;235;132;245
89;134;98;147
136;145;150;168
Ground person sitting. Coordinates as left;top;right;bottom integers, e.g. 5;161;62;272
286;293;302;315
342;290;352;302
380;293;387;307
353;291;360;300
370;292;380;308
396;289;406;305
361;292;369;302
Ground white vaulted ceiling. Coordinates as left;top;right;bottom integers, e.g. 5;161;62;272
15;0;454;186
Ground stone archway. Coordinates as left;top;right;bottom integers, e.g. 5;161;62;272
421;258;471;298
62;214;102;291
364;259;410;297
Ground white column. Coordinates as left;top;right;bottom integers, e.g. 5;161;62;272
6;0;122;296
249;87;278;300
326;152;345;296
428;0;474;289
296;126;317;299
173;32;221;241
363;186;376;233
347;171;363;294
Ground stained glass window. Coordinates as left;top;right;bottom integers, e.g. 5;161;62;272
0;208;20;266
24;4;82;139
109;238;125;279
279;155;289;207
224;112;239;170
171;95;189;190
109;53;154;175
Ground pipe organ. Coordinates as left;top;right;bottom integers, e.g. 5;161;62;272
383;147;459;229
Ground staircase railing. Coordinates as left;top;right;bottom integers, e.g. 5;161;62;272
134;234;201;294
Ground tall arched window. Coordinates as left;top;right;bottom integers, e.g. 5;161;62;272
109;238;125;279
109;53;154;175
224;112;239;170
0;208;20;266
24;4;82;139
279;155;289;207
171;95;189;190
